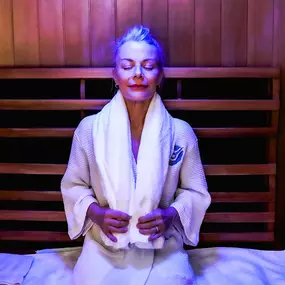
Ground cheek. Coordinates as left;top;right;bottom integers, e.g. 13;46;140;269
116;75;129;86
148;74;161;88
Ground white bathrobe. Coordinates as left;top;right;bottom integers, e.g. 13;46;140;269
61;95;211;285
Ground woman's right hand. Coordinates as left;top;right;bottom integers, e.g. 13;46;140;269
87;202;131;242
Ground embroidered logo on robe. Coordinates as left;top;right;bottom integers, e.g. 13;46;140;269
169;145;184;166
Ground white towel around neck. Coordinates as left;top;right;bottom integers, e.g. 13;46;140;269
93;91;174;250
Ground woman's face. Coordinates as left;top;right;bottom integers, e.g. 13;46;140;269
113;41;163;102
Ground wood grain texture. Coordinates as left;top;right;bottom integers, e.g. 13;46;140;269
116;0;142;38
13;0;40;66
0;99;279;111
0;163;276;176
274;0;285;249
0;127;276;138
90;0;115;66
0;190;273;203
142;0;168;64
168;0;195;66
0;0;14;66
221;0;247;66
0;231;274;243
247;0;274;66
38;0;64;65
64;0;90;66
0;191;62;201
0;67;279;79
0;210;274;223
195;0;221;66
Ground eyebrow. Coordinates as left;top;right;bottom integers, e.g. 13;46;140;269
120;58;157;62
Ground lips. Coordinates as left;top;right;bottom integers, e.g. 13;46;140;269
128;85;148;88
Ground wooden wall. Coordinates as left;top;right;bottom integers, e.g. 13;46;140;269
0;0;284;248
0;0;283;68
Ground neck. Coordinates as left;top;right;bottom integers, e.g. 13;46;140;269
124;98;152;132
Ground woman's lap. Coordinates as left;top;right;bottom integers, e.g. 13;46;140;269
146;238;194;284
73;234;194;285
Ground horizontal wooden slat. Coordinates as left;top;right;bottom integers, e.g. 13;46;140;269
195;127;277;138
210;192;274;203
0;163;66;174
0;190;62;201
0;99;279;111
0;230;74;242
164;67;280;79
0;128;75;138
0;231;274;242
0;191;274;203
205;164;276;175
0;210;65;221
0;68;113;79
0;127;277;138
199;232;274;242
0;210;274;223
0;163;276;175
204;212;275;223
0;67;280;79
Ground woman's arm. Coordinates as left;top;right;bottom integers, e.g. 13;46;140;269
61;129;97;240
170;135;211;246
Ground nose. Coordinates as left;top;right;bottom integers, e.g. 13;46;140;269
134;64;143;78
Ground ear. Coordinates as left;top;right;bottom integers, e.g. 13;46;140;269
157;70;164;86
112;68;118;85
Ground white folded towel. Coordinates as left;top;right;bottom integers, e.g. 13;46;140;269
93;91;174;249
0;253;34;285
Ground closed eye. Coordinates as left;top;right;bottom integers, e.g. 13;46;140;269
122;66;132;70
144;67;154;71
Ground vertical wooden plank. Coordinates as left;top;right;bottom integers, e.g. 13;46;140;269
80;79;86;118
142;0;168;64
221;0;247;66
247;0;274;66
267;78;279;234
116;0;142;38
64;0;90;66
273;0;280;67
90;0;115;66
38;0;64;66
13;0;40;66
195;0;221;66
168;0;195;66
274;0;285;248
0;0;14;66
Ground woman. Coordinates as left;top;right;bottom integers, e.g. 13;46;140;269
61;25;211;285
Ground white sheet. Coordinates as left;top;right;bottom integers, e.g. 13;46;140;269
0;253;34;285
20;246;285;285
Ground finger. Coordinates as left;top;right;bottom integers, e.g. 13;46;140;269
106;210;131;221
137;221;157;229
108;226;128;233
139;227;157;236
105;232;117;243
148;233;163;242
138;209;162;223
105;218;129;228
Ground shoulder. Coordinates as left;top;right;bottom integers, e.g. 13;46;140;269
173;118;198;150
74;114;98;143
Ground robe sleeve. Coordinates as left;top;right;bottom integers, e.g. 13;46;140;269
61;129;97;240
170;134;211;246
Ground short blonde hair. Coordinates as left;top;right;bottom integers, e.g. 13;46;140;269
114;25;164;69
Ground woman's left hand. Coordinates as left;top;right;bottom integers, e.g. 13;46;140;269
137;207;178;241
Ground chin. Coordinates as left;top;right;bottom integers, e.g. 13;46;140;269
124;92;154;102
